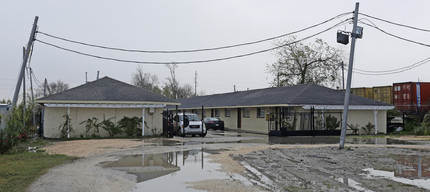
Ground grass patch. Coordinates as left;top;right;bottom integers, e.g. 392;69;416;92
0;152;76;192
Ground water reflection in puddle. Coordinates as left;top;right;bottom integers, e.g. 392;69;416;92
365;154;430;190
335;177;374;192
104;149;227;192
268;136;415;145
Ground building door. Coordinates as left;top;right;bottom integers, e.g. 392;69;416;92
237;108;242;128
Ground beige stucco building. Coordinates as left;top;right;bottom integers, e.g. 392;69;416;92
37;77;179;138
176;84;394;135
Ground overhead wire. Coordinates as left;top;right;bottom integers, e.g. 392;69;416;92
348;56;430;75
36;12;352;54
35;19;351;65
358;20;430;48
359;12;430;33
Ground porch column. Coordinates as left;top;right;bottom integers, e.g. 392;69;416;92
373;110;378;134
142;108;145;136
67;106;70;138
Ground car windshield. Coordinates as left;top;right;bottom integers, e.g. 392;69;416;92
180;114;200;121
206;118;219;121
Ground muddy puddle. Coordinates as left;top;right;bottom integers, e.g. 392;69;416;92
104;148;228;192
365;154;430;190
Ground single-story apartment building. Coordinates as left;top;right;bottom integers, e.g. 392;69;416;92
37;77;179;138
175;84;394;135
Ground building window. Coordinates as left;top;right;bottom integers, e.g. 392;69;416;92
257;107;265;118
394;95;398;99
225;108;231;117
243;108;250;118
215;109;220;117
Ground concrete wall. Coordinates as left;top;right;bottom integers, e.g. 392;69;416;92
43;107;163;138
348;110;387;134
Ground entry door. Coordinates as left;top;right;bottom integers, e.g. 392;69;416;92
237;108;242;128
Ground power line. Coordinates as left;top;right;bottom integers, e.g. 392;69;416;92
348;56;430;75
359;20;430;48
36;12;351;54
359;12;430;32
35;19;350;65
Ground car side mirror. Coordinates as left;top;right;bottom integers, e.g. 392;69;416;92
174;115;179;122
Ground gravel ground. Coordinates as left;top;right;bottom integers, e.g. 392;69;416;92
30;134;430;192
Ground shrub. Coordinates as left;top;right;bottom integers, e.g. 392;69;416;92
325;115;340;130
118;116;142;136
414;125;430;135
59;113;73;139
100;116;122;137
361;122;374;135
80;117;100;137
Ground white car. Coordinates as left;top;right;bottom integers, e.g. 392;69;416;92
174;113;207;137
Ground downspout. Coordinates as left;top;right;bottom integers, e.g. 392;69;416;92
374;109;378;135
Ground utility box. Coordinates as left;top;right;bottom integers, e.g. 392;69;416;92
337;31;349;45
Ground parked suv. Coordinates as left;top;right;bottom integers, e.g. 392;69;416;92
173;113;207;137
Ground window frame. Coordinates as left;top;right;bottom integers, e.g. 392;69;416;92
225;108;231;117
242;108;250;118
257;107;265;118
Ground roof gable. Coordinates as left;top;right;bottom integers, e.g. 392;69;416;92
37;77;177;104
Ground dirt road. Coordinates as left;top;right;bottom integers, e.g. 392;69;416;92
31;134;430;191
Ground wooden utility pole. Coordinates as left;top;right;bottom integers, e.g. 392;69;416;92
11;16;39;112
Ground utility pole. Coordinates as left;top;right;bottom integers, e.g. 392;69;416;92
29;68;36;129
194;70;197;96
43;78;48;97
341;61;345;91
22;47;27;128
339;3;360;149
11;16;38;112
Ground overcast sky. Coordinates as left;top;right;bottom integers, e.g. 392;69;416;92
1;1;430;101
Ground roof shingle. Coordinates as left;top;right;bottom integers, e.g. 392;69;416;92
177;84;392;108
37;77;177;104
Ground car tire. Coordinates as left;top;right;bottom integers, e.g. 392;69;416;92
199;132;206;137
179;128;186;137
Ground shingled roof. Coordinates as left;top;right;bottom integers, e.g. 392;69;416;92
37;77;178;105
177;84;393;109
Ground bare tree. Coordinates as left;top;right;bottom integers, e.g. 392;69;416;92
165;63;179;99
132;65;161;94
267;37;343;88
177;84;194;99
36;80;69;98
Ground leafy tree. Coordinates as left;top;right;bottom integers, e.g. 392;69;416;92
267;37;343;87
132;65;162;94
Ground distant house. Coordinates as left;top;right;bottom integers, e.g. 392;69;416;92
175;84;394;135
37;77;179;138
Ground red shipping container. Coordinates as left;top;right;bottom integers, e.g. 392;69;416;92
393;82;430;113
